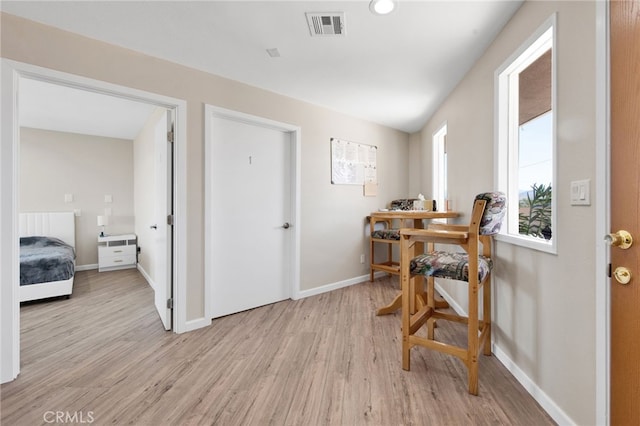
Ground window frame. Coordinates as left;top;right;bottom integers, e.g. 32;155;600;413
494;13;557;254
432;122;448;214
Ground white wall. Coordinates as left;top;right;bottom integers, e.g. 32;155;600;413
20;127;135;267
1;12;410;320
414;1;597;424
0;6;604;424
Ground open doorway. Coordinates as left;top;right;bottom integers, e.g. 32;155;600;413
18;76;173;327
1;60;187;383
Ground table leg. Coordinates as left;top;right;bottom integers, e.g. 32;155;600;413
376;292;401;316
374;216;451;315
376;286;450;316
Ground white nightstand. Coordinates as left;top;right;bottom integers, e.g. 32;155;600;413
98;234;137;272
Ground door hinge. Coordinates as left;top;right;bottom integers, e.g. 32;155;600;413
167;298;173;309
167;214;174;226
167;130;174;143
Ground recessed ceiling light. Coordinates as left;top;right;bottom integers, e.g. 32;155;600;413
369;0;397;15
266;48;281;58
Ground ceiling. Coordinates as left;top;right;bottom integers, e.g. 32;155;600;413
19;78;158;140
3;0;523;135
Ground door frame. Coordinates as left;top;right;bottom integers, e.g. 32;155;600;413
203;104;301;319
595;1;609;424
0;59;188;383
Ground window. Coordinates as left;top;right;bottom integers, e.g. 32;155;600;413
432;123;447;213
495;14;556;253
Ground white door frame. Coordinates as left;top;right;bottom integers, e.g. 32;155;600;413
0;59;188;383
594;1;609;424
203;104;301;319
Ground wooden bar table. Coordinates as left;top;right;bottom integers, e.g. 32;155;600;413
368;209;459;315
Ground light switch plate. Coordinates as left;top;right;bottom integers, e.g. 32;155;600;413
570;179;591;206
73;209;81;217
104;194;113;203
64;193;73;203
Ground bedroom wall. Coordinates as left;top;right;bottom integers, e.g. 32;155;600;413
1;13;410;321
413;1;597;424
20;127;135;267
133;107;166;286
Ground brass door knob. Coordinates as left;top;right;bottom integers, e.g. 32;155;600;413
605;230;633;249
613;266;632;285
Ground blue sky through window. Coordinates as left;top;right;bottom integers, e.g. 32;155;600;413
518;111;552;194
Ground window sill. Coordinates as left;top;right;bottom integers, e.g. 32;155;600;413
495;233;557;255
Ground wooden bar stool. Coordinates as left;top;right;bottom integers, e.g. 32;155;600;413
399;192;506;395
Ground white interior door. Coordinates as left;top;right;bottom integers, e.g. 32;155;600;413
210;115;291;318
153;109;172;330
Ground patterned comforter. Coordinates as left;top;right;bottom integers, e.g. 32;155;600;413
20;236;75;285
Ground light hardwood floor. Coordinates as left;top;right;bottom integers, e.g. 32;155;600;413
1;269;555;425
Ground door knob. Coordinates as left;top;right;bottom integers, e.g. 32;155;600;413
605;230;633;249
613;266;632;285
150;224;157;230
282;222;291;229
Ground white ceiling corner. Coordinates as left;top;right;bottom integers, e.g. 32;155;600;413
3;0;524;135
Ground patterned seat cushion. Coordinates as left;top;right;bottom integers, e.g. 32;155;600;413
410;251;493;282
475;192;507;235
371;229;401;240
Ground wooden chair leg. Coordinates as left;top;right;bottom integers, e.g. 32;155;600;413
401;236;413;371
402;276;412;370
483;275;492;356
426;276;436;339
369;222;375;282
467;277;479;395
468;355;479;396
402;339;411;371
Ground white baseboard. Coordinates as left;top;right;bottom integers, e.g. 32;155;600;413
434;282;465;314
135;264;209;334
491;345;574;425
75;264;97;271
181;317;212;333
435;283;574;426
136;264;154;289
294;271;387;300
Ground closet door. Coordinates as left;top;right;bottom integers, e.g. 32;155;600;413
208;114;292;318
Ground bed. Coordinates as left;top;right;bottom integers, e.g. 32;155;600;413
19;212;76;302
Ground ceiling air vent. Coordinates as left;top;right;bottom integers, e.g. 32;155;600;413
305;12;345;37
